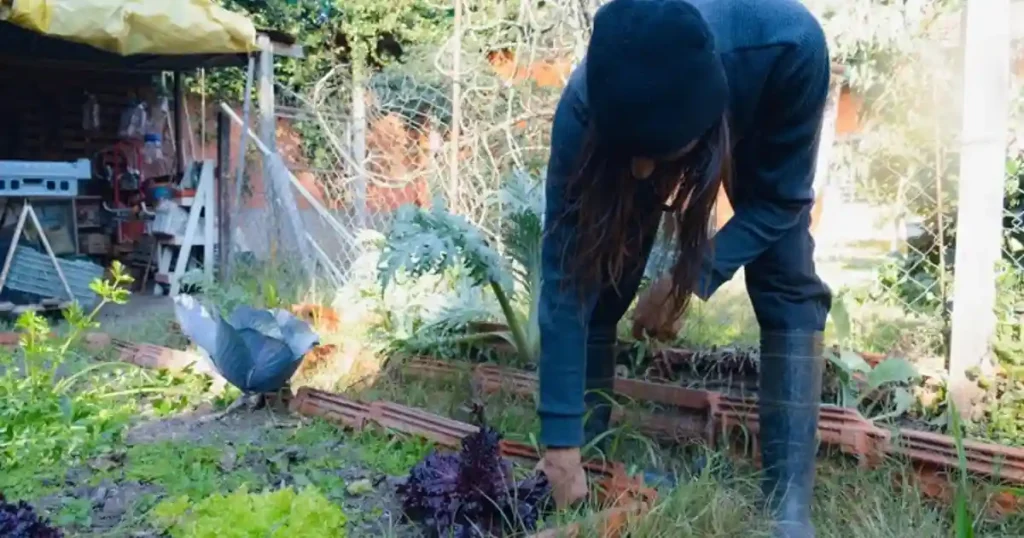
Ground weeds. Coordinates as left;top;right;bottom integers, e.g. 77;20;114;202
949;401;977;537
354;429;434;476
0;262;222;499
0;263;137;479
2;251;1018;537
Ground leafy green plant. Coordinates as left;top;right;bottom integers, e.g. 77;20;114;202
151;485;347;537
948;400;976;538
125;442;258;500
354;428;434;476
334;229;493;359
178;259;301;314
0;262;136;471
828;295;920;421
378;171;544;365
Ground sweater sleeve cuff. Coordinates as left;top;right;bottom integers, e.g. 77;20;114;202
695;251;725;301
539;412;585;448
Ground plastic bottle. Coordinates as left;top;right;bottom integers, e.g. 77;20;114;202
143;97;169;164
82;93;100;132
119;102;147;139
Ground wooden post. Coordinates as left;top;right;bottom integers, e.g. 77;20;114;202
256;35;312;273
257;35;280;238
227;54;256;277
219;102;358;248
217;110;230;281
232;55;256;223
173;71;185;175
351;60;368;228
449;0;463;211
948;0;1011;411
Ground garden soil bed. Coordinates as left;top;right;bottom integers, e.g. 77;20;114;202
46;332;653;537
290;387;657;537
72;330;1024;522
401;356;1024;514
30;407;420;537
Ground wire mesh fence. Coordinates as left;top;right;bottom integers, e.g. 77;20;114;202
808;30;965;364
994;89;1024;367
215;0;1023;371
240;4;588;285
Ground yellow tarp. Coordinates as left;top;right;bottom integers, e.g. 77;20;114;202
4;0;258;56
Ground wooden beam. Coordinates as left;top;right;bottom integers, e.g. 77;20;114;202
257;34;304;59
217;110;231;281
173;71;185;174
218;102;358;248
255;36;313;275
257;34;278;231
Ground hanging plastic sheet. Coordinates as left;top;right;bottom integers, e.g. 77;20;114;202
3;0;258;55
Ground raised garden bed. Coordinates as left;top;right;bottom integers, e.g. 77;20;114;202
37;330;1024;491
451;323;895;403
399;356;1024;513
291;386;656;537
90;334;1024;518
9;324;658;536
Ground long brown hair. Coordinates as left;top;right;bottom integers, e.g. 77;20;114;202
562;116;732;318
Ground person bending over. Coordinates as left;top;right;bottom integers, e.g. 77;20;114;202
535;1;832;536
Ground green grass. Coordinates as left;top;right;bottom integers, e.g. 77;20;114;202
11;332;1024;538
122;442;261;499
345;360;1024;537
353;428;434;476
5;260;1022;538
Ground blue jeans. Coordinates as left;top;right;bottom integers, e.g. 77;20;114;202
537;176;830;449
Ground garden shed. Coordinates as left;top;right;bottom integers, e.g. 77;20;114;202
0;0;300;310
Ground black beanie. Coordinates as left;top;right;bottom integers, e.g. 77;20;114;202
586;0;728;157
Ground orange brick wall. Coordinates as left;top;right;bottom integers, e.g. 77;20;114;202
191;52;868;223
189;98;434;212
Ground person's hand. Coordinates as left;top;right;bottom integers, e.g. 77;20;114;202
632;276;684;342
535;448;588;508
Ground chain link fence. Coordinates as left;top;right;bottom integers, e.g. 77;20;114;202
233;4;590;286
994;83;1024;367
808;30;965;365
217;1;1023;370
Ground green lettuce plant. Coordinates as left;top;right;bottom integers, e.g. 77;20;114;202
151;485;347;537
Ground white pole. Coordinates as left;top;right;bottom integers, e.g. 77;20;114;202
948;0;1011;412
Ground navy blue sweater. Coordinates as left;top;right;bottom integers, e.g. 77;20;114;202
538;0;831;448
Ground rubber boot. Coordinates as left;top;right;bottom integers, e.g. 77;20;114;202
758;331;824;538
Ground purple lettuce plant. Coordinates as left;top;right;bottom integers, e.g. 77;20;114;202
396;426;552;537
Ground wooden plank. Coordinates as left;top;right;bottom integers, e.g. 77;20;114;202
202;161;215;282
12;304;40;315
169;172;207;296
265;40;304;59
